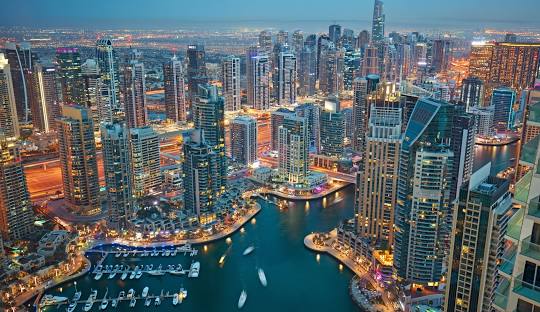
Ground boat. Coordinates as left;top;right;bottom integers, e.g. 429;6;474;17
243;246;255;256
127;289;135;299
67;302;77;312
238;290;247;309
172;293;179;306
135;270;143;279
90;290;98;300
165;250;171;256
118;291;125;300
142;287;149;298
121;271;128;280
108;271;117;279
188;261;200;278
41;295;68;305
154;297;161;306
219;255;226;265
111;298;118;308
72;291;82;301
94;272;103;280
143;250;149;257
148;270;165;276
145;297;152;306
258;268;267;287
100;298;109;310
129;270;136;279
83;300;94;311
180;288;187;302
170;270;184;275
129;298;136;307
171;249;177;256
176;264;182;270
115;251;122;258
123;251;130;257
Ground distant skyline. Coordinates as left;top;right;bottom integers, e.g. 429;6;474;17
1;0;540;31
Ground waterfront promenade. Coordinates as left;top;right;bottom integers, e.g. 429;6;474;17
259;181;351;201
304;231;394;312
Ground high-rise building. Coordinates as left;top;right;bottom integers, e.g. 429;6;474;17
291;30;304;54
329;24;342;45
221;56;241;111
515;87;540;182
258;31;273;55
393;98;474;285
431;39;452;72
469;106;495;137
81;58;102;127
0;53;20;138
277;52;297;105
278;114;309;185
371;0;385;43
182;130;220;224
101;122;133;231
247;53;270;110
55;47;84;104
469;41;540;92
344;48;361;91
352;77;368;154
342;107;354;140
28;64;59;133
320;109;345;158
319;48;344;95
445;164;512;312
57;105;100;215
123;60;147;128
341;29;355;48
192;84;227;192
129;126;161;198
271;108;295;151
460;76;485;110
230;116;257;166
186;44;208;108
491;87;516;132
356;30;370;50
277;30;289;46
356;104;401;249
298;45;317;96
3;42;37;124
295;103;321;153
0;135;34;241
163;55;186;123
362;45;379;76
96;39;120;119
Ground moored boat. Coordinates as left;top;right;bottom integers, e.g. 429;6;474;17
243;246;255;256
238;290;247;309
258;268;267;287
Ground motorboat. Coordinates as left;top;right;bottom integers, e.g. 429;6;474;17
90;290;98;300
238;290;247;309
108;271;117;279
41;295;68;305
72;291;82;301
67;302;77;312
123;251;130;257
135;270;143;279
169;269;184;275
100;297;108;310
171;249;177;256
118;291;125;300
83;300;94;311
111;298;118;308
176;264;182;270
115;251;122;258
127;289;135;299
188;261;200;278
129;270;136;279
258;268;267;287
145;297;152;306
164;250;171;257
148;270;165;276
172;293;178;306
129;298;136;307
243;246;255;256
154;297;161;306
121;271;128;280
180;288;187;302
219;255;226;265
94;272;103;280
142;287;149;298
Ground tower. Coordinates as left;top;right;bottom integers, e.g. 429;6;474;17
123;60;147;128
56;47;84;104
96;39;120;119
247;52;270;110
371;0;385;43
129;126;161;198
221;56;241;112
460;76;485;110
230;116;257;166
163;55;186;123
186;44;208;108
277;114;309;185
491;87;516;132
320;109;345;158
352;77;368;154
277;52;297;105
28;64;59;133
0;53;20;138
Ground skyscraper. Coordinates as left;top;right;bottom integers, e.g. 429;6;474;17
101;122;133;231
81;58;102;127
247;52;270;110
230;116;257;166
491;87;516;132
277;52;297;105
55;47;84;104
362;45;379;76
57;105;100;215
276;30;289;46
258;30;273;55
319;48;344;95
182;129;220;224
356;104;401;249
0;135;34;241
445;164;512;312
163;55;186;123
329;24;342;45
123;60;147;128
460;76;485;110
96;39;120;119
352;77;368;154
431;39;452;72
320;109;345;158
356;30;370;50
271;108;295;151
298;45;317;97
221;56;241;111
278;114;309;185
291;30;304;54
192;84;227;192
0;53;20;138
371;0;385;43
28;64;59;133
295;103;321;153
343;48;361;91
129;126;161;198
186;44;208;108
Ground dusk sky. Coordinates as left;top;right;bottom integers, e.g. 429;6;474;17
2;0;540;29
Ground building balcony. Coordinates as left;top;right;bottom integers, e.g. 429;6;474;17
519;135;539;167
505;208;524;242
514;170;533;205
527;196;540;221
499;247;516;278
493;278;510;311
521;236;540;262
513;274;540;305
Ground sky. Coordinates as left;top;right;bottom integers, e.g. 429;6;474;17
1;0;540;30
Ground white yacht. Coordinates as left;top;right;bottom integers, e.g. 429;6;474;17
72;291;82;301
123;251;130;257
141;287;149;298
100;297;108;310
67;302;77;312
83;300;93;311
188;261;200;278
108;271;117;279
164;250;171;257
243;246;255;256
238;290;247;309
129;298;136;307
41;295;68;305
219;254;226;265
127;289;135;299
148;270;165;276
129;270;136;279
94;272;103;280
121;270;128;280
118;291;125;300
144;297;152;306
115;251;122;258
154;297;161;306
111;298;118;308
172;293;178;306
258;268;268;287
171;249;177;256
135;270;143;279
179;288;187;302
90;290;98;300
